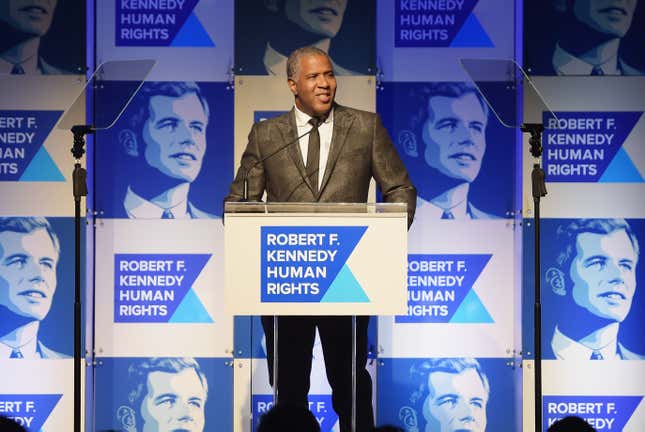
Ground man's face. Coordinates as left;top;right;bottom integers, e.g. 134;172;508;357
424;369;488;432
289;54;337;117
0;0;58;37
573;0;638;38
140;369;206;432
142;92;208;183
569;229;638;322
284;0;348;38
0;228;58;321
423;93;487;184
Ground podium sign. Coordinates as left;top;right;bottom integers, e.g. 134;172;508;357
224;203;408;316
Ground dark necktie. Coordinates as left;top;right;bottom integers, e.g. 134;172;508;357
161;209;175;219
307;118;321;195
590;66;604;76
590;350;603;360
441;210;455;220
10;349;24;358
11;64;25;75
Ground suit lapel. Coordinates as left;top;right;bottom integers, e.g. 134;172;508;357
277;109;315;193
319;105;354;195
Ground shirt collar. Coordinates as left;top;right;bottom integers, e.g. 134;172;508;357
553;43;620;75
416;197;471;220
552;326;620;360
124;187;190;219
293;104;334;128
0;336;39;359
0;55;42;74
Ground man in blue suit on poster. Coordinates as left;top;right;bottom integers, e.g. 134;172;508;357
116;357;208;432
118;81;216;219
546;218;644;360
400;358;489;432
237;0;363;76
403;83;498;223
0;0;67;74
535;0;643;75
0;217;68;359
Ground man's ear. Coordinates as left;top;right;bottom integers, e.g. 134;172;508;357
288;78;298;97
119;129;139;157
398;130;418;157
545;267;567;296
117;405;137;432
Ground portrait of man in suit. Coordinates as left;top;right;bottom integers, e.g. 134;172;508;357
226;46;416;431
117;357;208;432
0;217;68;359
546;218;643;360
403;82;497;222
0;0;68;74
529;0;643;75
236;0;371;76
118;81;216;219
400;358;490;432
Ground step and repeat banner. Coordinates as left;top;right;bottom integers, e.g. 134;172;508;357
522;0;645;426
0;0;86;430
7;1;644;431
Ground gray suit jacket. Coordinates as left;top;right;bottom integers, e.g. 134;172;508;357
226;105;416;226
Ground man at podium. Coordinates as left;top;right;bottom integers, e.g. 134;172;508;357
226;46;416;431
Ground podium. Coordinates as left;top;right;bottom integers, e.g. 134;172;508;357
224;202;408;431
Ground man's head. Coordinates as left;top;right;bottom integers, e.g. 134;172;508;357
266;0;348;38
287;46;337;117
416;83;489;184
0;0;57;37
410;358;489;432
547;218;639;323
0;217;60;322
554;0;638;38
119;82;210;184
117;357;208;432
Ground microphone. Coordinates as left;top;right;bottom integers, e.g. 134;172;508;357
242;118;322;201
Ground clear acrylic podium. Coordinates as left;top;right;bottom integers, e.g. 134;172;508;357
224;202;408;432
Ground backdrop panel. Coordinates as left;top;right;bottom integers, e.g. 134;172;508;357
94;219;232;358
96;0;234;82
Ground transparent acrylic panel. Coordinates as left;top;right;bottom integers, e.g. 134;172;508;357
57;59;155;131
460;58;559;129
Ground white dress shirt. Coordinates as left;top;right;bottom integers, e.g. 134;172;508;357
263;43;359;76
552;44;621;75
294;105;334;190
551;326;621;360
124;187;192;219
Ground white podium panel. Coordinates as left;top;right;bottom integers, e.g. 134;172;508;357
225;204;407;316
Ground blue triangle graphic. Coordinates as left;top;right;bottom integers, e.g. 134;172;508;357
20;145;65;181
450;14;494;47
169;289;213;323
321;265;369;303
171;13;215;47
450;289;494;323
599;147;644;183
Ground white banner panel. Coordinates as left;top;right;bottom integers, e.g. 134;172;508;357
523;360;645;432
379;219;516;358
523;77;645;218
0;76;85;216
0;359;75;431
96;0;233;82
94;219;232;357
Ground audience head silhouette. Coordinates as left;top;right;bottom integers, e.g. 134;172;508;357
256;403;320;432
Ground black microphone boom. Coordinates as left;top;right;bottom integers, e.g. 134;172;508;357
242;122;320;201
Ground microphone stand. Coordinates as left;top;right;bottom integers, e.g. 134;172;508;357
521;123;547;432
70;124;94;432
